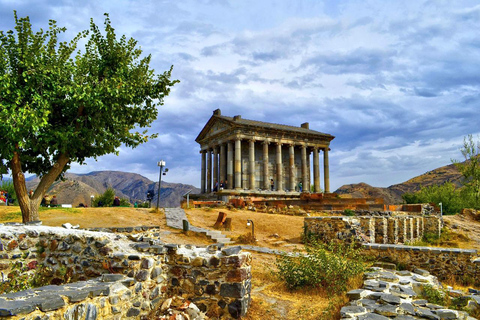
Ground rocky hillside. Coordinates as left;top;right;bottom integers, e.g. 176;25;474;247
335;162;464;204
26;171;199;208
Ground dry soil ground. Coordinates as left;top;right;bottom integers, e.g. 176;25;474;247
0;206;479;319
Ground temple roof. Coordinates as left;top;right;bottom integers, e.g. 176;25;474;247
196;109;335;144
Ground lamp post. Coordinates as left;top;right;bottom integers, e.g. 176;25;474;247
439;202;443;217
247;219;255;241
156;160;168;211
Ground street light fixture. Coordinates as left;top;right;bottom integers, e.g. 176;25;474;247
247;219;255;241
156;160;168;211
439;202;443;217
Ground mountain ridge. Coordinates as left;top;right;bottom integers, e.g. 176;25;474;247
25;170;199;208
335;162;464;204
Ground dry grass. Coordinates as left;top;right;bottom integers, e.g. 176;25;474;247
185;207;305;251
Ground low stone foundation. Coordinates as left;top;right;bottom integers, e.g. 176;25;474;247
0;225;251;319
362;243;480;283
304;215;442;244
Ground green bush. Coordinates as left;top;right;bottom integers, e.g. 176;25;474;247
0;261;50;294
343;209;355;216
421;285;448;306
92;188;130;207
274;241;365;293
402;182;463;214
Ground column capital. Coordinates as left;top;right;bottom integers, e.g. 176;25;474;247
262;140;270;145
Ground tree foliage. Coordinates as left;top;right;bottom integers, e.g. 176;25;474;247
0;12;178;222
402;182;462;215
453;134;480;208
403;135;480;214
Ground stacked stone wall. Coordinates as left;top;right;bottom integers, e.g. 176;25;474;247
362;243;480;283
0;225;251;319
304;215;442;245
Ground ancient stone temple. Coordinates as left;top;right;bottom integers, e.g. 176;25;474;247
196;109;335;194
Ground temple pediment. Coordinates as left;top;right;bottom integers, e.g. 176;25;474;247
195;117;234;144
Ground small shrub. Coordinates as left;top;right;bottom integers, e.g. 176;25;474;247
274;241;365;294
235;233;256;244
0;261;51;294
343;209;355;216
92;188;130;207
421;285;448;306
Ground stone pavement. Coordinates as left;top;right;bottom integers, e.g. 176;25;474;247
342;267;479;319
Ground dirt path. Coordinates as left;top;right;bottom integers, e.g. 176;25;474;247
443;213;480;250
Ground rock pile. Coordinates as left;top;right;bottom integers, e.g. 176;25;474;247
342;267;479;319
153;296;207;320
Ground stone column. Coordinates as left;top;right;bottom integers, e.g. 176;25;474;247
201;150;206;193
219;144;226;184
213;146;218;190
301;145;308;192
235;139;242;190
276;143;283;191
249;140;255;190
263;141;269;190
324;147;330;193
207;149;212;193
227;142;233;189
313;147;320;193
289;145;295;191
307;150;311;192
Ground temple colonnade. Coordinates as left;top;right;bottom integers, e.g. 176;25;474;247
200;138;330;193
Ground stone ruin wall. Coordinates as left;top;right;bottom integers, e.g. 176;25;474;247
362;243;480;283
0;225;251;319
304;214;480;283
304;215;442;244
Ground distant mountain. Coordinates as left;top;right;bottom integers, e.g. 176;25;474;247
335;162;464;204
26;171;199;207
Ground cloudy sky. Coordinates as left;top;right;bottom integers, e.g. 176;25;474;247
2;0;480;190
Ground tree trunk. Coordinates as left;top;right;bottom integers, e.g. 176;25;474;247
11;150;69;223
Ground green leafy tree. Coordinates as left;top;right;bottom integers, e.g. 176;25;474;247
0;12;178;222
453;134;480;209
402;182;462;215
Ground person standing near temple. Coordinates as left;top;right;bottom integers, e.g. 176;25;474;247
270;179;274;191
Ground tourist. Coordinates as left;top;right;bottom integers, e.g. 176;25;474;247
213;181;218;192
50;195;58;207
270;179;274;191
113;196;120;206
219;180;224;190
298;181;303;192
224;180;228;189
0;191;5;205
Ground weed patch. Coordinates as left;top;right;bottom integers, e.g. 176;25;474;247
274;241;366;294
